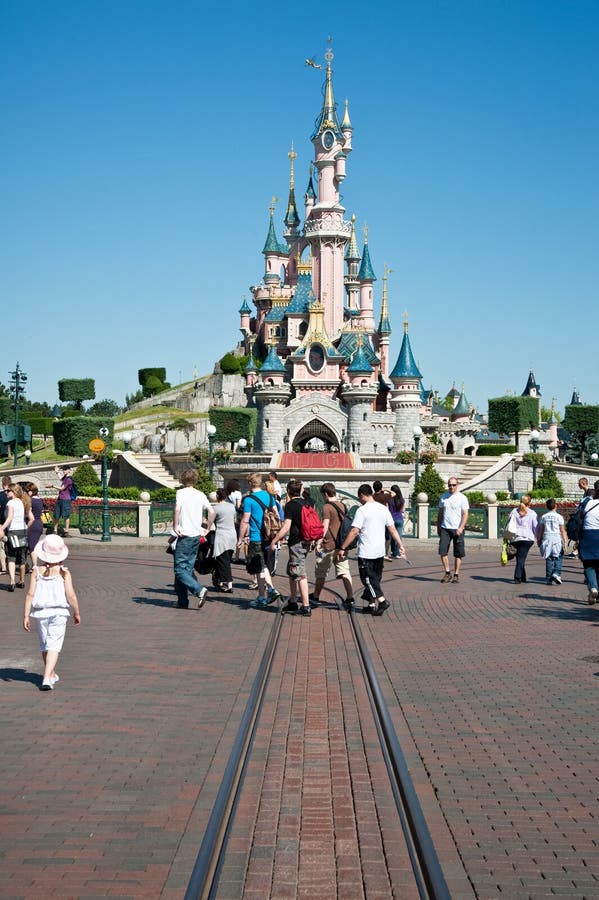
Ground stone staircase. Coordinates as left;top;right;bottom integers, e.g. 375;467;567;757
124;452;180;488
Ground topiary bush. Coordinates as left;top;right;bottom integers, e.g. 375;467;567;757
72;461;101;494
413;463;446;505
476;444;517;456
533;462;564;498
53;417;115;457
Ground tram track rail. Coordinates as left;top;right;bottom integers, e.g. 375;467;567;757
183;584;452;900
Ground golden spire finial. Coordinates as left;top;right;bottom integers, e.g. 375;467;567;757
288;143;297;190
402;309;409;333
381;265;393;313
363;223;369;243
269;196;279;216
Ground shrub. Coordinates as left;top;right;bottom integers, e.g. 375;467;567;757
72;461;100;493
219;352;243;374
58;378;96;410
419;449;439;465
150;487;176;503
522;452;546;467
496;491;509;501
413;463;446;505
465;491;485;505
209;407;257;443
396;450;415;464
533;462;564;498
476;444;517;456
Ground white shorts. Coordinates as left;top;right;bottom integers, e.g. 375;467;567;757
35;615;68;652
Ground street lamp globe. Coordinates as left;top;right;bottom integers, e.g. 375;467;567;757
122;431;132;447
413;425;423;438
386;439;395;453
207;424;217;437
530;429;540;441
24;449;31;465
238;438;247;451
591;453;598;463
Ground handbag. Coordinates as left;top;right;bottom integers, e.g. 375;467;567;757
506;541;517;560
8;530;28;550
41;511;52;525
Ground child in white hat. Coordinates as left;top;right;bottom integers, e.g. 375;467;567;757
23;534;81;691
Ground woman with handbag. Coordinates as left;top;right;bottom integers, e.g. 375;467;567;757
505;494;538;584
26;483;45;568
0;484;34;591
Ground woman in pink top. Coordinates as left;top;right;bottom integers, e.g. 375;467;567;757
506;494;538;584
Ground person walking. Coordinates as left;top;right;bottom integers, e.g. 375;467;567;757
212;488;237;593
0;484;33;591
237;472;280;608
53;466;73;536
270;479;313;616
310;482;355;608
505;494;538;584
23;534;80;691
338;483;405;616
386;485;405;558
172;467;214;609
537;498;566;585
0;474;11;575
26;483;44;568
437;478;469;583
225;479;243;563
577;480;599;605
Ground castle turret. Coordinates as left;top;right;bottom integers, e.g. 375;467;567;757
451;385;470;423
522;369;541;398
357;228;376;332
375;264;392;377
262;200;288;286
389;317;422;449
239;297;251;337
341;335;378;454
344;215;361;314
253;344;291;452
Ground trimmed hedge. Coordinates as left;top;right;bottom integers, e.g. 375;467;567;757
53;417;114;456
58;378;95;405
476;444;517;456
209;407;257;443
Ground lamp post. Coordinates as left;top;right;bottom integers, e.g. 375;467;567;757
529;429;540;487
238;437;247;452
386;438;395;455
9;362;27;466
24;449;31;465
413;425;423;487
591;453;598;466
207;423;217;477
99;425;111;543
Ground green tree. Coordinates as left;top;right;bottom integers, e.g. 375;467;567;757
533;462;564;498
88;399;121;417
58;378;96;411
488;396;540;449
563;405;599;465
219;352;243;374
413;463;446;504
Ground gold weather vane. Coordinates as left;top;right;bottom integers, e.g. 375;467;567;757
269;196;279;216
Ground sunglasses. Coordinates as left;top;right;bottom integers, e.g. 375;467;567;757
448;483;458;487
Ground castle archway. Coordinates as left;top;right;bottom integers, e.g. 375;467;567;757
291;419;340;452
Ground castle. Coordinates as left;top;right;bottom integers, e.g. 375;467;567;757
236;44;479;458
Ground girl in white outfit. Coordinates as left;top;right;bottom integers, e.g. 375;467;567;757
23;534;81;691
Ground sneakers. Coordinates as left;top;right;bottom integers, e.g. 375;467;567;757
343;596;354;609
50;674;60;685
371;599;390;617
249;580;259;590
441;572;452;583
588;588;598;606
308;592;320;607
266;587;281;605
196;587;208;609
250;596;269;608
451;574;459;584
551;574;562;585
281;599;299;615
41;678;53;691
298;604;311;617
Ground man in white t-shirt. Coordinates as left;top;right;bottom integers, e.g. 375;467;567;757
437;477;469;583
172;468;214;609
338;483;405;616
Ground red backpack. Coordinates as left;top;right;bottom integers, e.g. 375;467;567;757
300;502;324;542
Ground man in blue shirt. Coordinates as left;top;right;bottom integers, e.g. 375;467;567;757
237;472;280;608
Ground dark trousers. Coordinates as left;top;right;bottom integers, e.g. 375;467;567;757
213;549;233;586
358;557;384;601
514;540;534;581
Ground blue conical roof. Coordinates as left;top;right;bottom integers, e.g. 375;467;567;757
390;326;422;380
452;387;470;417
239;298;252;315
287;272;313;313
358;240;376;281
336;331;379;366
347;343;373;374
305;169;316;200
261;345;286;373
262;214;280;254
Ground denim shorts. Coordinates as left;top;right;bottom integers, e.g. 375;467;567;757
54;499;71;520
438;527;465;559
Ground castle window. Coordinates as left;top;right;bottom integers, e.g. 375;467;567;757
308;342;325;373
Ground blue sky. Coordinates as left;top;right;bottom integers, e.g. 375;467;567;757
2;1;598;416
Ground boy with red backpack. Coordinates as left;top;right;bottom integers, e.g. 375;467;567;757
269;479;323;617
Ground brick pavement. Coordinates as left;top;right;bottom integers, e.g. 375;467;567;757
1;536;598;898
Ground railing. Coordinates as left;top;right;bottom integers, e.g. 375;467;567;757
428;505;488;539
77;504;139;536
149;503;175;537
497;501;577;536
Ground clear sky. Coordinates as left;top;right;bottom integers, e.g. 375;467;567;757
2;0;598;417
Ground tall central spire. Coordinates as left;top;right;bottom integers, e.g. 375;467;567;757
310;39;342;140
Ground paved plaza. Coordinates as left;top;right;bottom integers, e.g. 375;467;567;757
1;536;598;898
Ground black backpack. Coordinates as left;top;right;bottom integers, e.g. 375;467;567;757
566;499;599;542
331;501;358;551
